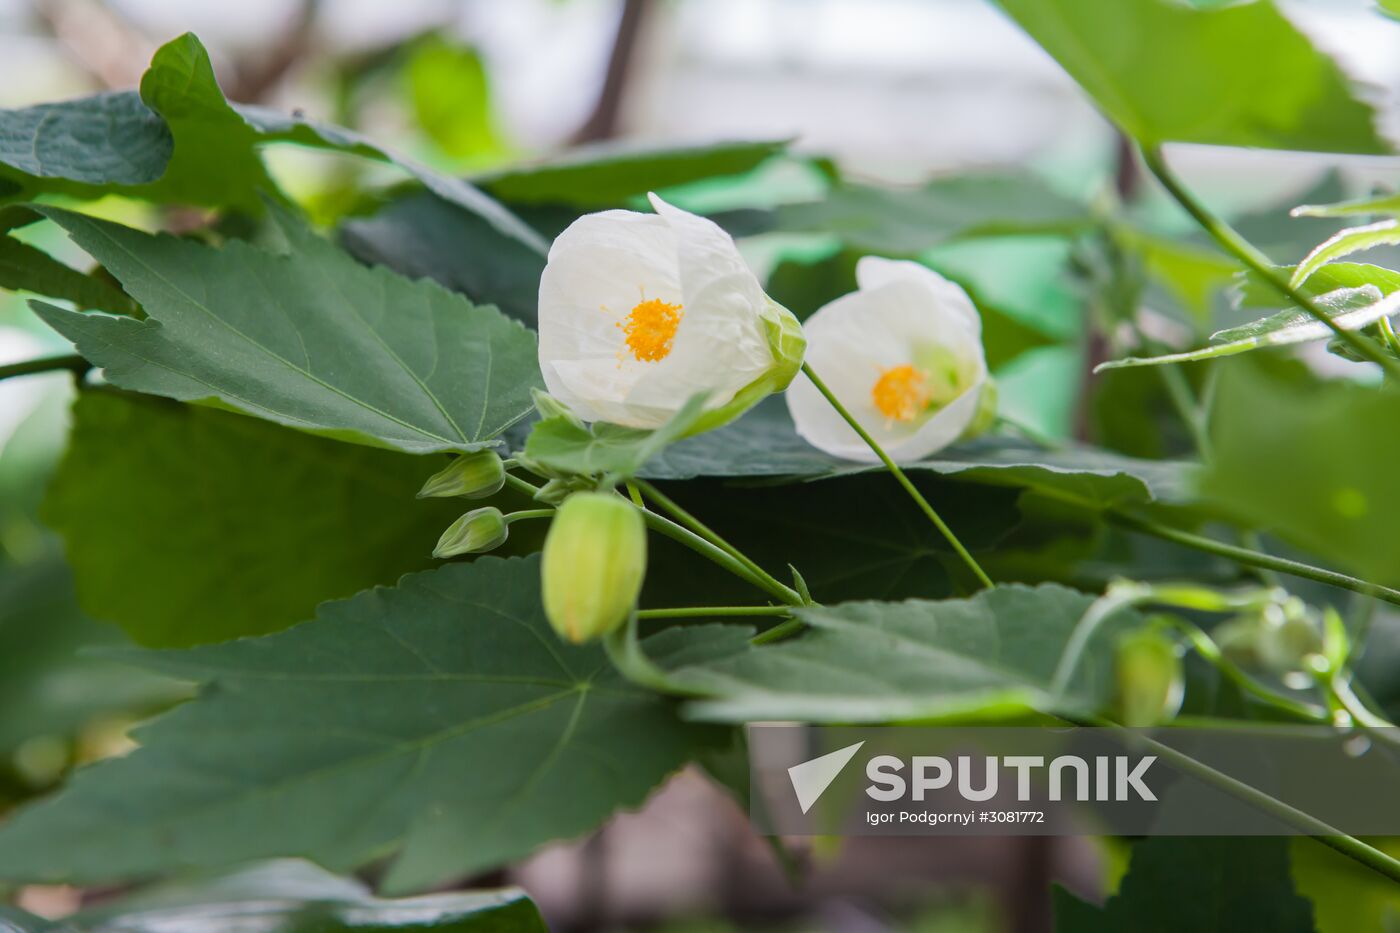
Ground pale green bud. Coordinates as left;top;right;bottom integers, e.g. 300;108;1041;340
1114;626;1184;727
433;507;509;558
417;451;506;500
541;492;647;643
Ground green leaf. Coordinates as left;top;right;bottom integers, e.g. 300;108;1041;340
0;556;714;893
0;34;544;254
70;860;547;932
1292;191;1400;219
477;139;788;207
0;234;136;312
1053;837;1316;932
769;174;1089;255
1291;220;1400;288
996;0;1389;154
32;207;541;455
1096;286;1399;371
0;548;179;757
524;394;707;480
1119;228;1240;321
1200;358;1400;586
340;190;545;326
639;398;1191;507
1235;262;1400;309
0;905;52;932
42;390;475;647
406;36;503;161
658;583;1140;722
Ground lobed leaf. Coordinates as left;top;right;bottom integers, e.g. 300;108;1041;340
0;556;716;894
32;207;541;455
653;583;1141;723
996;0;1389;154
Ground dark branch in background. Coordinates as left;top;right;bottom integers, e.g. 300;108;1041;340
31;0;151;89
226;0;321;103
570;0;650;144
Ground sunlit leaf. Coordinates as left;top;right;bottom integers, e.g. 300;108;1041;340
1290;220;1400;288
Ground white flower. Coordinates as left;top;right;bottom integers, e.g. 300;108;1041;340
786;257;991;463
537;193;803;431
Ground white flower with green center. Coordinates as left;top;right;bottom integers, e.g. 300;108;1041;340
786;257;992;463
537;193;804;431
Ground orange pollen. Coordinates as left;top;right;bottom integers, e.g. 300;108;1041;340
871;365;931;423
617;298;684;363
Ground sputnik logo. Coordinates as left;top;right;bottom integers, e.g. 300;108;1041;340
787;741;865;814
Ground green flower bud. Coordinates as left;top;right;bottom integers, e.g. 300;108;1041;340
541;492;647;643
1114;625;1184;727
433;507;509;558
417;451;506;499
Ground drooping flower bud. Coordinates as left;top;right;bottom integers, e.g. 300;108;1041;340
433;507;509;558
417;451;506;500
541;492;646;643
1114;625;1184;727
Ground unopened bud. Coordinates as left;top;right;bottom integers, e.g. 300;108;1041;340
433;507;508;558
541;492;646;643
1114;626;1183;727
417;451;506;499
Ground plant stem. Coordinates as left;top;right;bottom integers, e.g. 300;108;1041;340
1107;510;1400;609
502;473;802;606
637;605;794;620
800;362;993;589
0;353;89;382
1077;713;1400;886
1165;617;1328;722
633;478;805;607
1140;147;1400;380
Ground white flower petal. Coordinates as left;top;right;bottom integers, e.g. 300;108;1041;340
855;256;981;335
786;260;989;463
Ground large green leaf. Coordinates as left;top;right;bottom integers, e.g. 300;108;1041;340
42;390;470;647
0;556;712;893
654;584;1139;722
32;207;541;455
996;0;1389;154
1235;262;1400;309
1097;286;1400;371
0;549;178;757
68;860;547;932
769;174;1089;255
638;398;1191;507
0;233;136;312
1200;359;1400;586
477;139;787;207
1053;837;1315;932
0;34;544;253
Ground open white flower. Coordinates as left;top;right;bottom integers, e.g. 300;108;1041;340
786;257;991;463
537;193;804;431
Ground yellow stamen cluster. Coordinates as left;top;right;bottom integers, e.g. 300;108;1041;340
871;364;931;423
618;298;684;363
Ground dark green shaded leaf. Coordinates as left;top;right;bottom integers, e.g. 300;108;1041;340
33;207;541;455
770;174;1089;255
658;583;1139;722
0;548;178;756
71;860;547;932
339;190;545;326
0;556;713;894
0;234;136;312
1053;837;1315;932
478;139;787;207
997;0;1388;154
42;391;469;646
0;90;170;189
1200;359;1400;586
639;398;1191;507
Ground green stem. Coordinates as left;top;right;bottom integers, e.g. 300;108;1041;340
1078;713;1400;886
1140;147;1400;380
505;509;553;523
637;605;793;620
800;362;993;589
1165;617;1328;722
633;478;805;607
1108;510;1400;609
0;353;89;381
1379;316;1400;358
